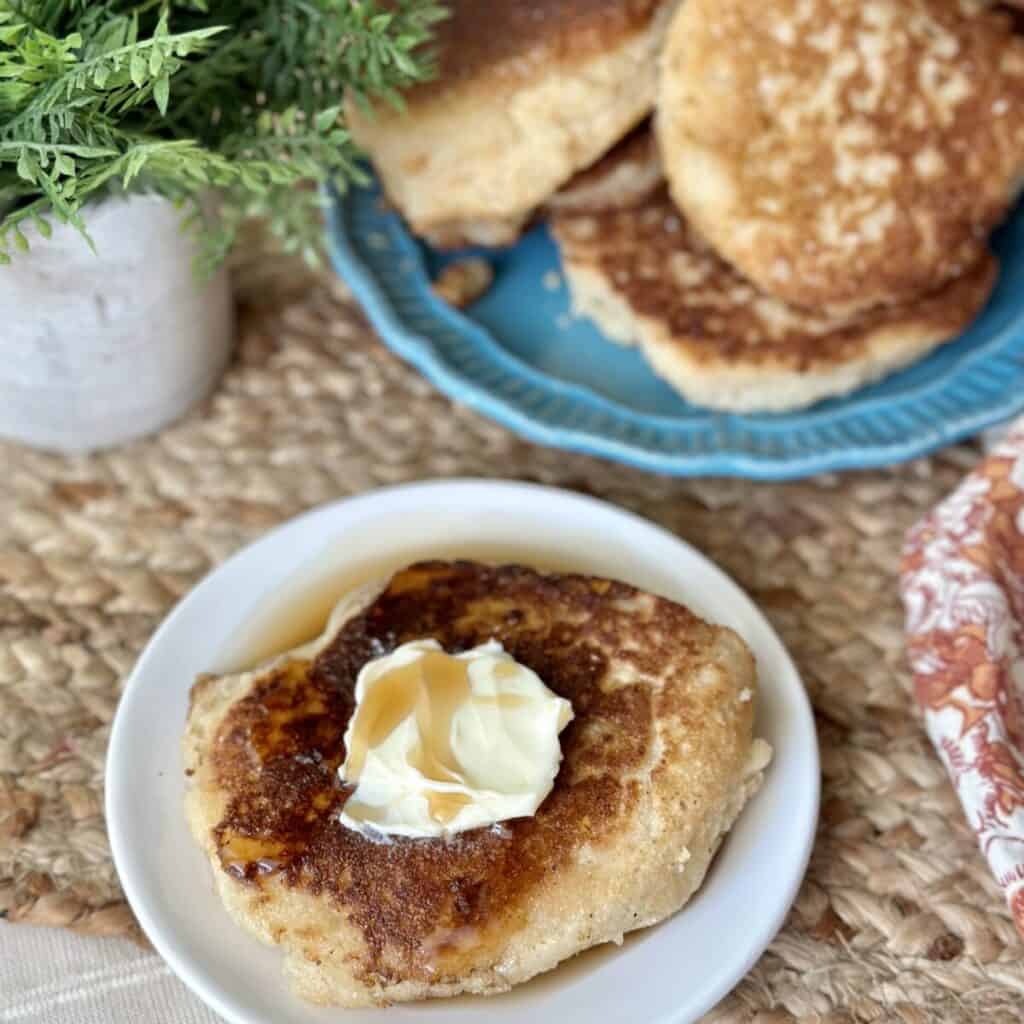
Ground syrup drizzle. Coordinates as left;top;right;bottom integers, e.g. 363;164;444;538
224;544;584;672
344;650;528;825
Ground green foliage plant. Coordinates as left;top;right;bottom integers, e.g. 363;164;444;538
0;0;445;269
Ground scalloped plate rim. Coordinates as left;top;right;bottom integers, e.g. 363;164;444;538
326;185;1024;480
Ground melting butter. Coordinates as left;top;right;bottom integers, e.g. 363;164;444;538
338;640;573;837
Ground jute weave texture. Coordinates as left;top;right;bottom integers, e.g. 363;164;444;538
1;251;1020;1022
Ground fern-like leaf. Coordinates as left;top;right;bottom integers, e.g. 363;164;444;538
0;0;446;268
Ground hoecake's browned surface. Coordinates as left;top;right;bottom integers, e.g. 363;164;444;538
546;123;664;215
411;0;665;99
657;0;1024;314
552;190;997;412
348;0;678;247
183;561;769;1006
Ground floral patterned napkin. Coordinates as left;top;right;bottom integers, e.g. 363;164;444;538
902;416;1024;938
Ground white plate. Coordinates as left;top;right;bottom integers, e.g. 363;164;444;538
107;480;819;1024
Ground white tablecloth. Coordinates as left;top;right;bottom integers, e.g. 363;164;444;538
0;923;221;1023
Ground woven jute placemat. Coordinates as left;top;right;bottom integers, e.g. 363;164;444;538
1;247;1021;1022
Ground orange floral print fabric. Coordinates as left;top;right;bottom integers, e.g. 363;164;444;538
902;420;1024;938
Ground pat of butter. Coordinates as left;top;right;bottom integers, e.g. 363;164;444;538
339;639;573;838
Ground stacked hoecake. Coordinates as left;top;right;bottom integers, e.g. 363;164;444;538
354;0;1024;411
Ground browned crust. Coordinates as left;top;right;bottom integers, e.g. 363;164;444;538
552;190;997;371
412;0;667;102
658;0;1024;312
194;560;744;989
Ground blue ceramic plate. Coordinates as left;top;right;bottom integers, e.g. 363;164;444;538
326;182;1024;480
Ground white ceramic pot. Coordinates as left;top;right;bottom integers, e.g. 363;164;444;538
0;192;234;452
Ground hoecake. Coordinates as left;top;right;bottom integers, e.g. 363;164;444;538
552;190;996;413
657;0;1024;314
348;1;678;248
183;561;770;1006
545;123;664;216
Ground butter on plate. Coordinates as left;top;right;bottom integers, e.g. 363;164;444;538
339;639;574;838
